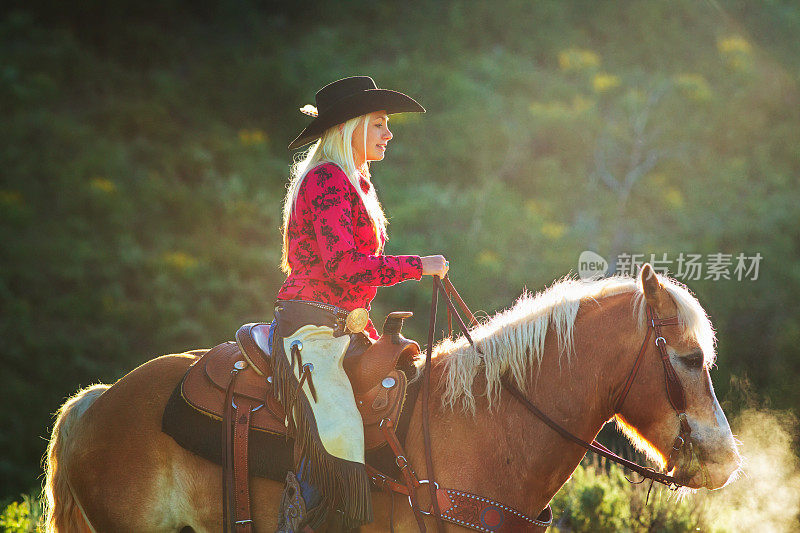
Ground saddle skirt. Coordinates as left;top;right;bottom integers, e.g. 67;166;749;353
181;320;417;450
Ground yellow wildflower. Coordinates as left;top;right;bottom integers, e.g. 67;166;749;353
249;129;266;143
558;48;600;72
239;129;267;146
0;190;23;206
592;73;621;93
664;187;684;209
90;177;116;193
525;199;541;216
571;95;595;113
674;74;713;102
541;222;567;240
163;251;199;272
477;250;500;269
529;97;593;120
717;36;753;72
717;36;752;54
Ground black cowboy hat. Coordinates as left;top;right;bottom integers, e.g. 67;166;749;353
288;76;425;150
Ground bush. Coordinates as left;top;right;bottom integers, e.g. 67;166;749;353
552;459;707;532
0;494;41;533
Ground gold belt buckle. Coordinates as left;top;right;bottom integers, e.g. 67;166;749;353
345;308;369;333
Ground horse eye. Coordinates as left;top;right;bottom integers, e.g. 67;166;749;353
683;353;704;369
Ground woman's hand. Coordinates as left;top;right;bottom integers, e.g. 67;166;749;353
421;255;449;277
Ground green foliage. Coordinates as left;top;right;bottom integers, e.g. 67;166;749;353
0;494;41;533
1;0;799;505
552;461;707;532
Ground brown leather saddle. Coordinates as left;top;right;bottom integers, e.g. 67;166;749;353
182;311;419;447
180;312;419;532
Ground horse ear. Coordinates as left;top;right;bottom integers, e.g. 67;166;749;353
640;263;668;312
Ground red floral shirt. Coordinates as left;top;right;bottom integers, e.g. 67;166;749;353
277;162;423;338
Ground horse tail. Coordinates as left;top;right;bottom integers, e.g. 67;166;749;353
43;384;110;533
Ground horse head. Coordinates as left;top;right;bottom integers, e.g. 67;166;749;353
614;264;741;490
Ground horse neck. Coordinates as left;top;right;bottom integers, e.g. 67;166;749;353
404;291;640;516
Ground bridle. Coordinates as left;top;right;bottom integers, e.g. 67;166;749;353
614;304;707;482
413;277;708;531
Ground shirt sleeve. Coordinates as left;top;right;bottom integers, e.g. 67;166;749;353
300;165;423;287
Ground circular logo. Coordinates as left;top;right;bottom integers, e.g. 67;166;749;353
578;250;608;279
480;507;504;529
345;308;369;333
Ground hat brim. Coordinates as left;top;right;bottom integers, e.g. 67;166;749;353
288;89;425;150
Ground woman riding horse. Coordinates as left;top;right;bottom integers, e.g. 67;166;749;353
42;266;742;532
40;77;742;533
273;76;449;531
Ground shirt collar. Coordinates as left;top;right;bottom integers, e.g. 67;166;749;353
359;175;371;194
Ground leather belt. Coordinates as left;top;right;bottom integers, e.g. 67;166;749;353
274;299;358;336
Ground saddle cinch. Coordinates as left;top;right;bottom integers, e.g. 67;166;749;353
180;312;419;531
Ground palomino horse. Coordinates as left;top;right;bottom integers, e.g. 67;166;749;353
44;265;741;532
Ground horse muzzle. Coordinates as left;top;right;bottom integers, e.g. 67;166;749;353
671;441;711;489
668;415;741;490
666;417;711;489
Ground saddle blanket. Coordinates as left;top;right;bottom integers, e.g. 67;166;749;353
161;376;410;484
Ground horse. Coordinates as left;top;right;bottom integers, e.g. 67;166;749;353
43;264;741;532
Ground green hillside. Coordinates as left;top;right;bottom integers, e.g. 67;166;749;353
1;0;799;518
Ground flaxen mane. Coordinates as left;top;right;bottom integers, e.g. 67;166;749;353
425;274;716;414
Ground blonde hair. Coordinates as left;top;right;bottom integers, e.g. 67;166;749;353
280;113;389;274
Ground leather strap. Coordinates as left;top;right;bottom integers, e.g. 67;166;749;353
502;377;679;486
222;369;240;533
370;421;552;531
616;306;680;413
221;368;262;533
443;276;478;326
647;306;684;413
419;276;484;533
439;277;480;353
422;280;444;532
440;490;551;532
615;322;653;413
232;398;259;532
380;419;427;531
